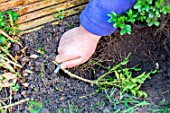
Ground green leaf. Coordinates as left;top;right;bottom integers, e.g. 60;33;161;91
120;59;129;65
137;91;147;97
137;78;144;84
131;78;138;83
29;100;43;113
136;72;146;79
155;1;161;8
6;10;12;15
154;21;160;26
144;4;150;12
128;84;137;89
13;16;18;21
0;36;7;43
130;89;137;96
127;9;133;17
114;71;120;79
134;2;143;11
0;22;4;26
151;70;157;74
134;85;141;91
133;67;141;71
147;0;153;4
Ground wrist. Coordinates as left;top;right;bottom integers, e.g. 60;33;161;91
79;25;101;42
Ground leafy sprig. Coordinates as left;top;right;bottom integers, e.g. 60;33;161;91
108;0;170;35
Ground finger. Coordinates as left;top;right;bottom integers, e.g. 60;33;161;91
55;53;80;63
61;58;83;69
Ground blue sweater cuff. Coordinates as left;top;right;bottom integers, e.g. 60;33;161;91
80;0;136;36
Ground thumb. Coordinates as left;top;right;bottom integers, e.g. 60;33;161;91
55;53;80;63
61;58;83;69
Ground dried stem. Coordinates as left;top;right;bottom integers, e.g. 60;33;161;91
0;47;18;63
0;54;22;68
0;29;22;47
0;98;29;109
9;14;14;28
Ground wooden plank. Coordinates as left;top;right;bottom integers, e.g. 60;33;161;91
17;0;67;16
0;0;9;4
19;5;86;31
0;0;40;11
17;0;88;24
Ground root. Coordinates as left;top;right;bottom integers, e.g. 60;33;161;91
52;61;97;85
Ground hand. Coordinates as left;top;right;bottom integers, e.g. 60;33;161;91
55;25;101;68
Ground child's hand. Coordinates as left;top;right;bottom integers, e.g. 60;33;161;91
55;25;101;68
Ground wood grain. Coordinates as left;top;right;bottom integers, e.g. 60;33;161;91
19;5;86;31
17;0;88;24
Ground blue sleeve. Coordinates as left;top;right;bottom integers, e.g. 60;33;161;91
80;0;136;36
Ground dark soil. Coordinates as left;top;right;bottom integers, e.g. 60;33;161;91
1;15;170;113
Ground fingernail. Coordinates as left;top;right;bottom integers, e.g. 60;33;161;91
55;55;61;63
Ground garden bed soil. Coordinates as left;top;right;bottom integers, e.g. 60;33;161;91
1;14;170;112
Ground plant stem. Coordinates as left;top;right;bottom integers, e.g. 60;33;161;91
0;47;18;63
0;98;29;109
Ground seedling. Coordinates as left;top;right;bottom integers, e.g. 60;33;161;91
10;82;19;92
28;100;43;113
37;47;45;54
108;0;170;35
44;100;49;106
57;101;80;113
104;88;149;112
54;10;65;21
0;10;21;73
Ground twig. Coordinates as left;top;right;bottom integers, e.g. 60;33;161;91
0;54;22;68
0;47;18;63
9;14;14;28
0;98;29;109
0;100;7;106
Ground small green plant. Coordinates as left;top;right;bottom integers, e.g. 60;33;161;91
108;0;170;35
10;82;19;92
44;100;49;106
104;88;149;113
0;10;20;35
149;97;170;113
95;54;157;98
0;10;21;73
0;103;5;113
54;10;65;21
57;101;80;113
37;47;45;54
28;100;43;113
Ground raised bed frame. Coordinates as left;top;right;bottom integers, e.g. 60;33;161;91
0;0;88;34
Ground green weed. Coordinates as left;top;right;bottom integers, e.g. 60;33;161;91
108;0;170;35
28;100;43;113
10;82;19;92
37;47;45;54
56;101;80;113
104;88;149;113
0;10;21;73
149;97;170;113
96;54;157;98
54;10;65;21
